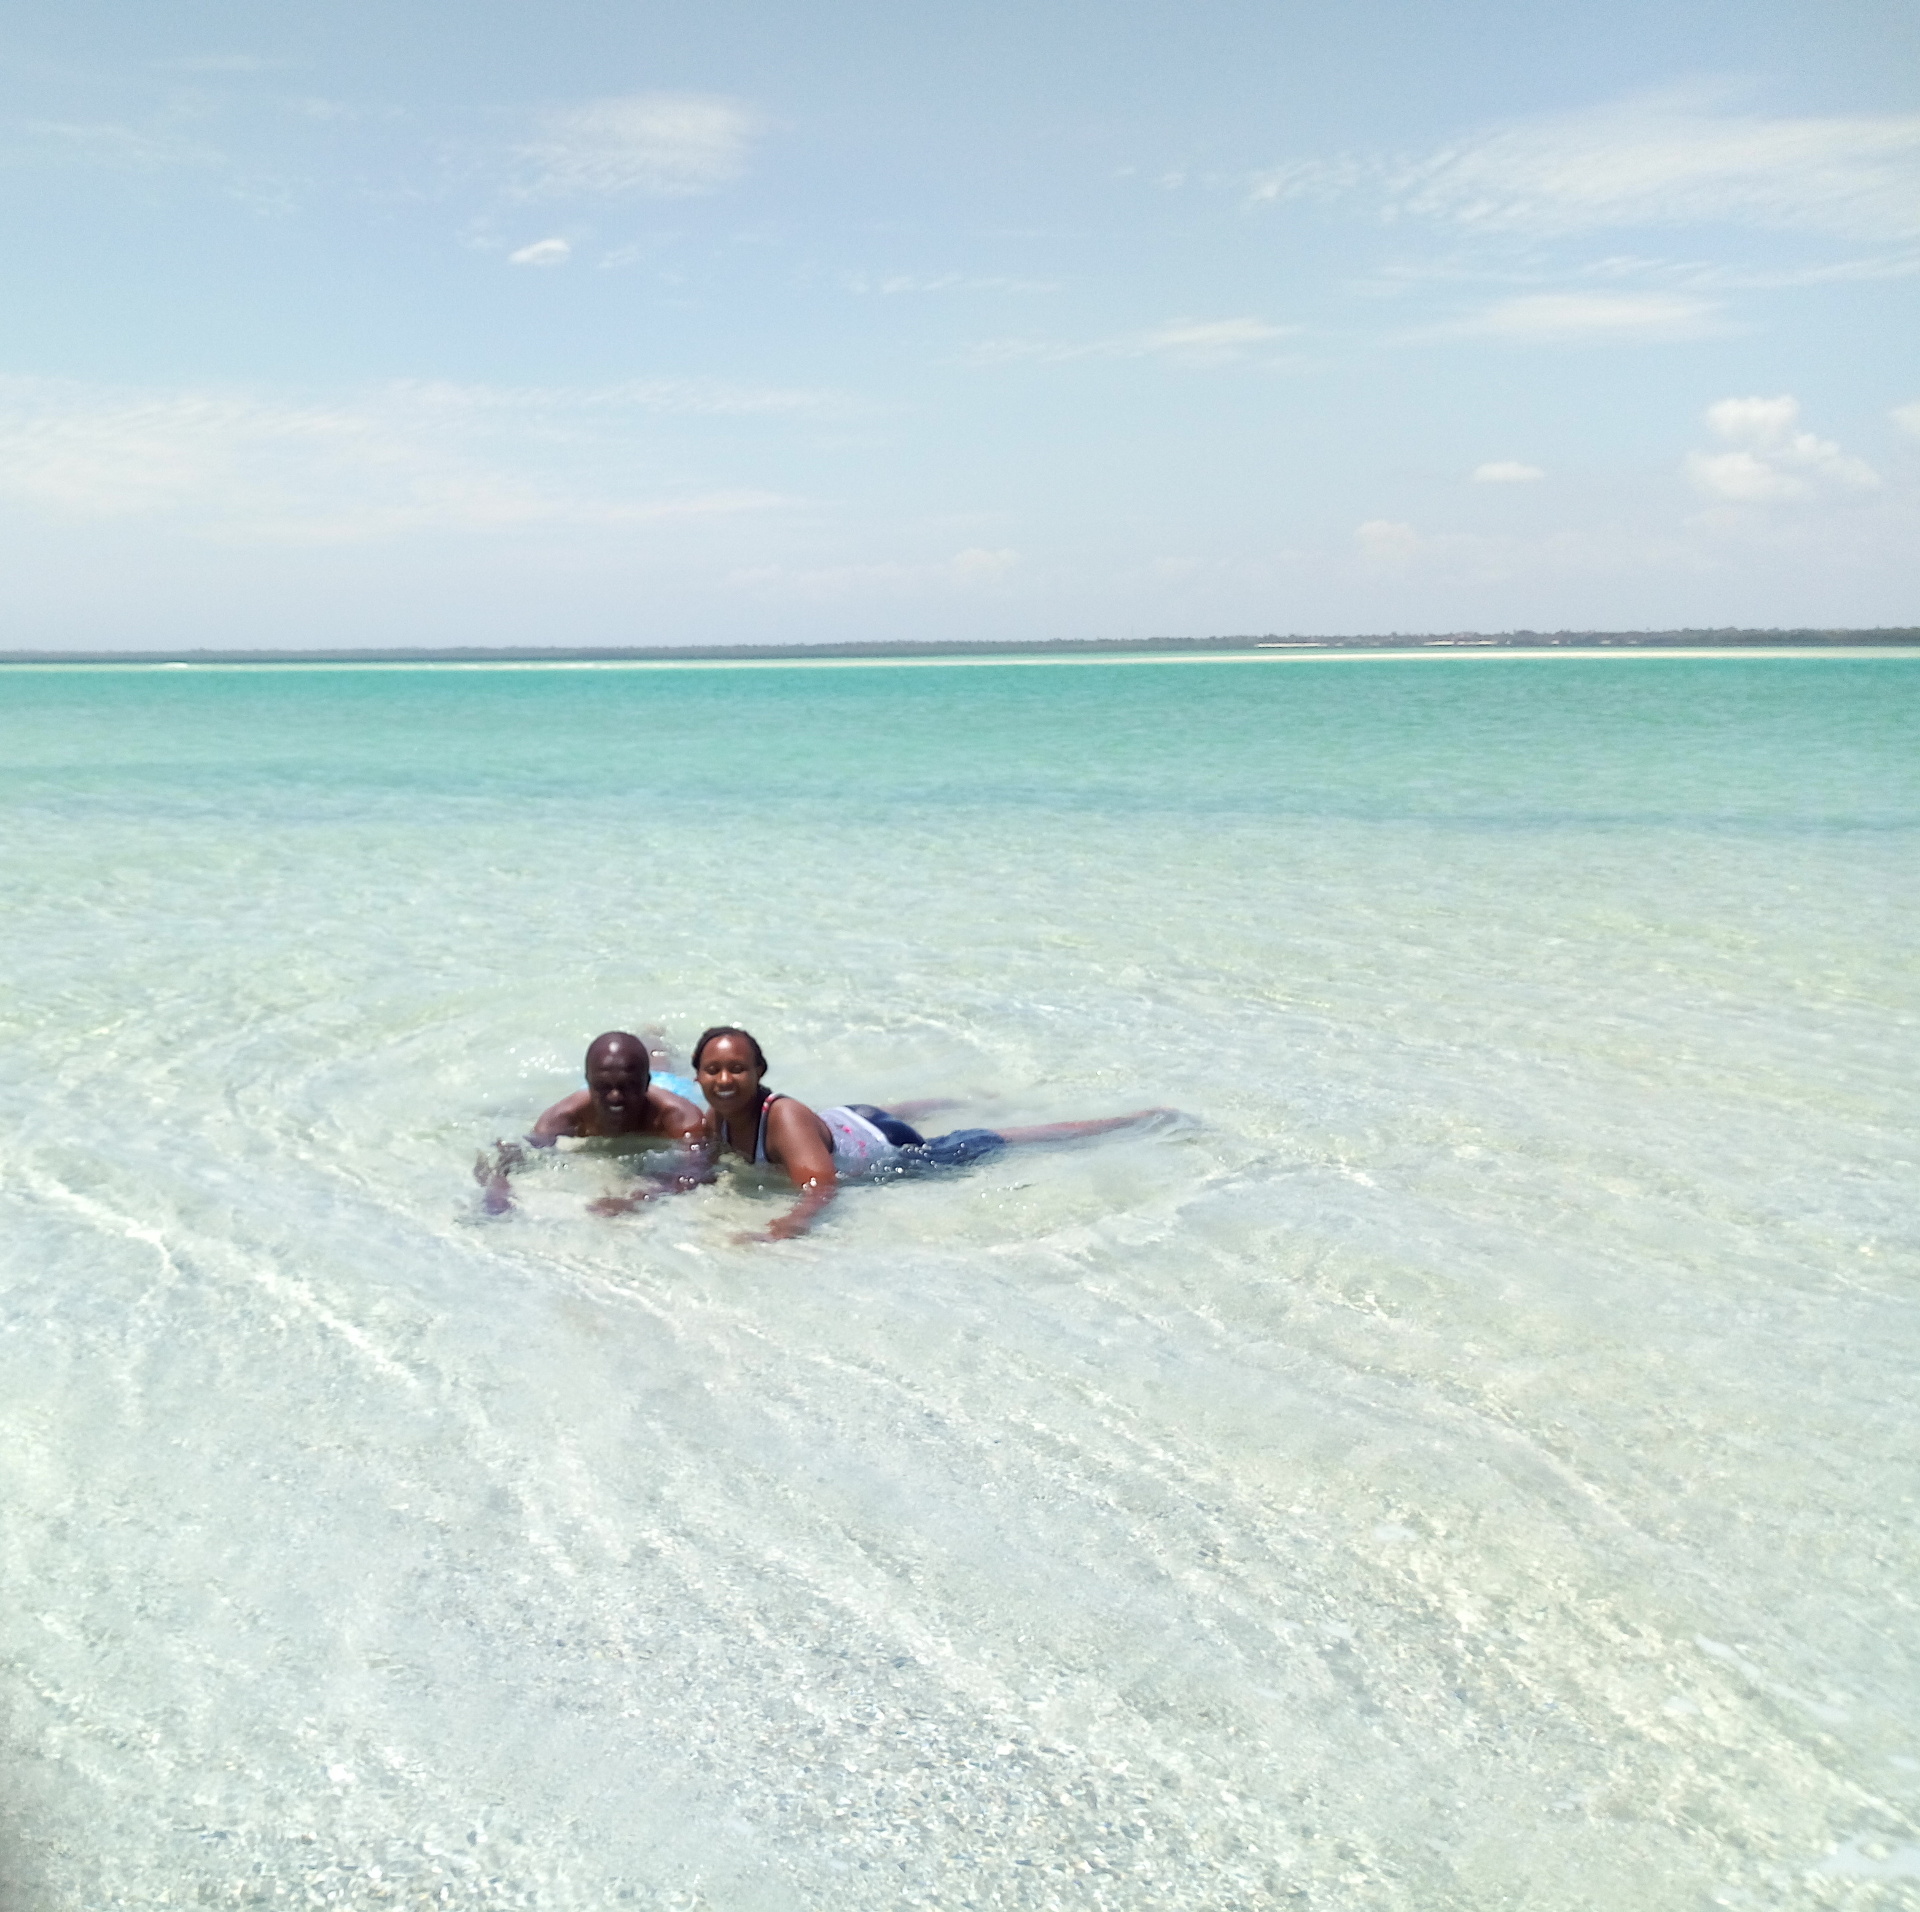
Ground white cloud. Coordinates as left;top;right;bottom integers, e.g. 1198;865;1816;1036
0;377;800;541
1685;451;1804;503
1354;519;1425;564
946;545;1018;582
1442;292;1724;342
971;316;1297;366
517;93;758;198
1892;402;1920;438
1473;461;1544;483
508;237;571;267
1703;395;1798;442
1252;89;1920;241
1684;394;1878;501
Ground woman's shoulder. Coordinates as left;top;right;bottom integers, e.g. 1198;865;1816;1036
763;1090;823;1126
763;1093;832;1149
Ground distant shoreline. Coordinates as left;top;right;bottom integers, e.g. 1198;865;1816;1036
3;627;1919;666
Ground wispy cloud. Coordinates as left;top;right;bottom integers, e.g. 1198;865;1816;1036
971;316;1297;365
152;53;285;75
294;98;362;125
844;272;1061;295
1349;516;1711;583
1670;253;1920;290
0;377;806;541
1438;291;1725;343
508;237;571;267
7;119;224;171
516;93;759;199
393;377;829;416
1364;248;1920;297
1684;395;1878;502
1893;402;1920;439
730;547;1018;600
1473;461;1544;482
1252;89;1920;241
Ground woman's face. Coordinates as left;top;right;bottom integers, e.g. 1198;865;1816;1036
696;1033;765;1116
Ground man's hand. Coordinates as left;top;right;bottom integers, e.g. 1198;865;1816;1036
475;1143;523;1215
588;1189;656;1217
587;1172;685;1217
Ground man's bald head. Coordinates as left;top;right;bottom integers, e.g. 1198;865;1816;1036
586;1030;649;1074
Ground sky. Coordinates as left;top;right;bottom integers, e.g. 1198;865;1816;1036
1;0;1917;650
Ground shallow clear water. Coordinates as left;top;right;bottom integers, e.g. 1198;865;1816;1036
2;654;1917;1910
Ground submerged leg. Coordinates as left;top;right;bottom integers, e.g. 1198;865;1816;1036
891;1107;1179;1174
886;1097;964;1121
639;1024;686;1075
992;1109;1174;1146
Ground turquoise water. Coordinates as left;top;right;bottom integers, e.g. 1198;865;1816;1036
1;654;1917;1909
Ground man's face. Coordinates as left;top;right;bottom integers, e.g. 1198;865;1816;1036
587;1049;652;1129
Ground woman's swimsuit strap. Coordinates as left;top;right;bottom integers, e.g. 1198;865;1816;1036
752;1091;785;1165
716;1090;784;1164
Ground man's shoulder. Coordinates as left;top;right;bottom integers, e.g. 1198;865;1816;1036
648;1084;707;1136
533;1088;594;1136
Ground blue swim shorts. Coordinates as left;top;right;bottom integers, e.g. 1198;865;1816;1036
841;1106;1007;1174
896;1127;1006;1172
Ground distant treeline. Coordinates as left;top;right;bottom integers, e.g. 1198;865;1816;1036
4;627;1918;664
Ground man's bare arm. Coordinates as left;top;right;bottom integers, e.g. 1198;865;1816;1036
530;1090;592;1141
647;1086;707;1147
473;1091;594;1213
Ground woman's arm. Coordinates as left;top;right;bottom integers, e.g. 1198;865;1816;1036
746;1098;840;1241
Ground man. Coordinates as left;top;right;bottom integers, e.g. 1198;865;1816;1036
477;1030;707;1215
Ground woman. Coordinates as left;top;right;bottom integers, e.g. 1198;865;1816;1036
691;1025;1172;1242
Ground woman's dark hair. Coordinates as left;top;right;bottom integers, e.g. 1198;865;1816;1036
691;1025;768;1072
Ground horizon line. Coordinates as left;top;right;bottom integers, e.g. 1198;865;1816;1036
4;626;1919;668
